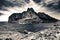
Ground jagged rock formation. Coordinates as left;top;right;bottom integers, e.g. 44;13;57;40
8;8;58;24
18;8;42;24
37;12;58;23
8;8;42;24
8;13;23;23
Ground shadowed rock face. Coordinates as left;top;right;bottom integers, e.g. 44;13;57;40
8;8;58;24
37;12;58;23
8;13;23;23
8;8;42;24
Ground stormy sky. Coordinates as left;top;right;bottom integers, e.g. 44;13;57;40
0;0;60;21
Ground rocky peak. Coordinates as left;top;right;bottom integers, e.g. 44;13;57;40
8;8;58;24
18;8;42;24
27;8;35;12
22;8;38;18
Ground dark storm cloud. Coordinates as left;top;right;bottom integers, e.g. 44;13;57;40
33;0;60;12
0;0;14;10
45;0;60;11
0;0;30;10
0;13;4;16
6;0;30;6
33;0;41;3
24;0;30;3
0;0;12;7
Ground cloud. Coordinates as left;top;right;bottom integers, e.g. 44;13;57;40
44;0;60;10
0;13;4;16
33;0;60;12
33;0;41;3
0;0;30;10
6;0;30;7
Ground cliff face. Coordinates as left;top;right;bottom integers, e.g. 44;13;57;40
8;8;58;24
8;13;23;23
18;8;42;24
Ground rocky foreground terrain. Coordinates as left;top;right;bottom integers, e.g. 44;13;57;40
20;27;60;40
0;24;60;40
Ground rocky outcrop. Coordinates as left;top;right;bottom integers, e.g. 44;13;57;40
0;26;60;40
37;12;58;23
8;8;42;24
8;8;58;24
20;26;60;40
18;8;42;24
8;13;23;23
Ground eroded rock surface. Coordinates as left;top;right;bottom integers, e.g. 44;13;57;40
8;8;58;24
